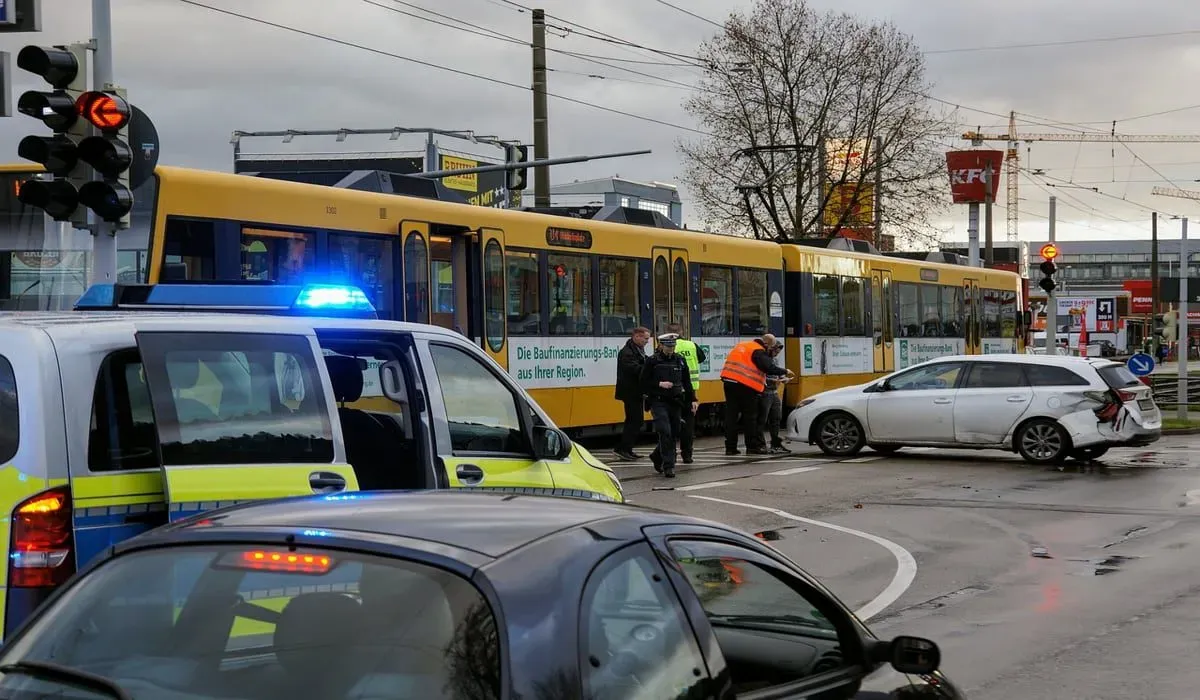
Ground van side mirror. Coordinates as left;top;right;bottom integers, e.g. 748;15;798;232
533;425;573;461
870;636;941;675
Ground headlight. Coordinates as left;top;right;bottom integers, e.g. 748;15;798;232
797;398;816;409
605;470;624;500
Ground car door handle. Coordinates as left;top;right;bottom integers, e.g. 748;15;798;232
309;471;347;494
933;398;953;405
1006;396;1027;402
456;464;485;485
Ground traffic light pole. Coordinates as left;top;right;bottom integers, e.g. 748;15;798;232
89;0;117;284
1179;217;1189;421
1045;196;1057;353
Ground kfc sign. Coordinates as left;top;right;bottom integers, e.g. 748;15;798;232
1123;280;1153;314
946;150;1003;204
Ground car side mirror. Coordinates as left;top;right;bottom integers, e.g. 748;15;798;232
870;635;941;675
533;425;573;461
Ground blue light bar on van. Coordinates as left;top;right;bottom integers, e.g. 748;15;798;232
74;282;378;319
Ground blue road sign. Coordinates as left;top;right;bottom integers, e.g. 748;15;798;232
1127;352;1155;377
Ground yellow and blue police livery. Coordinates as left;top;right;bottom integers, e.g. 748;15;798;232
0;282;621;638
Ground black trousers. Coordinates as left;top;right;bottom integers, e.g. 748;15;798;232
758;390;783;448
619;398;643;452
679;407;695;460
724;381;765;451
649;401;683;470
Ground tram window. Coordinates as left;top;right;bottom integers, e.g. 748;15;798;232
403;231;430;324
919;285;942;337
548;253;593;336
600;257;639;336
672;257;689;336
507;250;540;337
999;290;1018;338
982;289;1002;337
897;283;920;338
871;277;883;344
329;234;394;319
737;269;769;335
842;277;866;336
161;218;216;281
941;285;964;338
699;266;734;336
813;274;839;336
484;239;505;351
653;256;670;333
241;227;314;285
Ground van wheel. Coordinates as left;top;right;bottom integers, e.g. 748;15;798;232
1071;445;1109;461
814;412;865;457
1016;419;1070;464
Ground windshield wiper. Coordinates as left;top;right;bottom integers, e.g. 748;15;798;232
708;613;832;630
0;659;133;700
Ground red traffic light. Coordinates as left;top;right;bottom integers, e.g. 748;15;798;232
1039;243;1059;261
76;91;131;131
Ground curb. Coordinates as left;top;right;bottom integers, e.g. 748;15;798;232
1163;427;1200;436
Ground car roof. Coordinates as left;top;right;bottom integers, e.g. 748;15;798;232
158;491;670;559
920;353;1118;369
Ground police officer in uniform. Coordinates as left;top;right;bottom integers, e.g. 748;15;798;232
665;323;706;464
641;333;697;478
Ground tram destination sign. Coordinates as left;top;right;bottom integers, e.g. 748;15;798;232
546;226;593;249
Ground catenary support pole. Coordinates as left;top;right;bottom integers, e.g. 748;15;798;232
89;0;117;285
967;203;980;268
1179;217;1189;421
531;9;550;208
1152;212;1160;358
1045;196;1057;353
983;167;994;267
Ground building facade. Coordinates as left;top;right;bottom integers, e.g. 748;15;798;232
549;177;683;227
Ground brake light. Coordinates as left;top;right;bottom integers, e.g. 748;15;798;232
9;486;75;588
228;550;333;574
1116;390;1137;402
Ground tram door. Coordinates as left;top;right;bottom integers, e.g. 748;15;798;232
400;220;471;336
872;270;894;373
651;247;690;336
963;278;981;354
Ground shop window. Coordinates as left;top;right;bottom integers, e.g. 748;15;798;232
507;250;540;337
699;267;734;336
737;269;769;335
600;257;639;336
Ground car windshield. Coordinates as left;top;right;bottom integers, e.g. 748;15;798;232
0;545;501;700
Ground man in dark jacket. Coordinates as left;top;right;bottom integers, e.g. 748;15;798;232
613;326;651;461
641;333;697;478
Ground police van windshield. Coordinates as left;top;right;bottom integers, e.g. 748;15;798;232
0;545;502;700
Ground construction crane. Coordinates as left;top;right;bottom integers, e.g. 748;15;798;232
1152;186;1200;202
963;111;1200;242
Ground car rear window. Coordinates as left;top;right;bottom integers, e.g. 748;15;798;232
0;545;501;700
0;355;16;464
1097;364;1143;389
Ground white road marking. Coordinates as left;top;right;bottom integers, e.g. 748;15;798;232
690;495;918;622
763;466;823;476
676;481;735;492
1185;489;1200;506
842;456;883;463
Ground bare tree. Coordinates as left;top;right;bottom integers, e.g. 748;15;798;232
679;0;954;247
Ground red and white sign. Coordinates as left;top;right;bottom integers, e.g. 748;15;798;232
1122;280;1153;314
946;150;1003;204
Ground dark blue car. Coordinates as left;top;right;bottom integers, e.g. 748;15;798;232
0;492;961;699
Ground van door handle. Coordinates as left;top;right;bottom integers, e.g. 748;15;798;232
455;464;485;485
933;398;953;405
309;472;347;494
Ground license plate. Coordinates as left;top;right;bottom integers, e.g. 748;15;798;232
1138;398;1156;411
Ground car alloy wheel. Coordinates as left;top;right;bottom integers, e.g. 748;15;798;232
1017;420;1068;464
816;413;864;456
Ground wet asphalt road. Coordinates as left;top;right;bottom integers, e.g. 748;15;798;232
605;434;1200;698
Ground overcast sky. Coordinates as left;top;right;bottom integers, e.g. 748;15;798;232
3;0;1199;245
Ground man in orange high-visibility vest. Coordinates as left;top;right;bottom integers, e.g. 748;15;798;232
720;334;792;456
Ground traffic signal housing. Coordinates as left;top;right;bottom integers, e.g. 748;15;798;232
75;89;134;225
14;43;89;225
1163;310;1177;344
505;144;529;191
1037;243;1059;294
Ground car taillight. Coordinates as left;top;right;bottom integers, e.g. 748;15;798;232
9;486;75;588
1116;389;1137;402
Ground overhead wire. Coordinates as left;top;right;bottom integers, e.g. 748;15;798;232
175;0;711;135
649;0;725;29
924;27;1200;55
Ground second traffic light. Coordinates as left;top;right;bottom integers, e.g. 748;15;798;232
505;144;529;191
75;89;134;225
1037;242;1059;294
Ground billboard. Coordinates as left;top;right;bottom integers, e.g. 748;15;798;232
945;150;1003;204
438;153;519;209
822;183;875;228
823;138;876;234
1123;280;1153;313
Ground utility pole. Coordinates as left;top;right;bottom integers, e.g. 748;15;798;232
983;166;994;267
531;9;550;208
873;134;883;249
1045;196;1057;352
89;0;117;284
1179;216;1189;421
1152;212;1160;357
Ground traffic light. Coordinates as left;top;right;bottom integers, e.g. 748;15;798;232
1037;243;1058;294
14;43;89;225
75;89;134;225
505;144;529;191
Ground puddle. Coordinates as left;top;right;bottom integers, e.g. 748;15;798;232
1067;554;1139;576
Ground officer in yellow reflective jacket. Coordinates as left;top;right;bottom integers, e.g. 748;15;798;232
666;323;706;464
